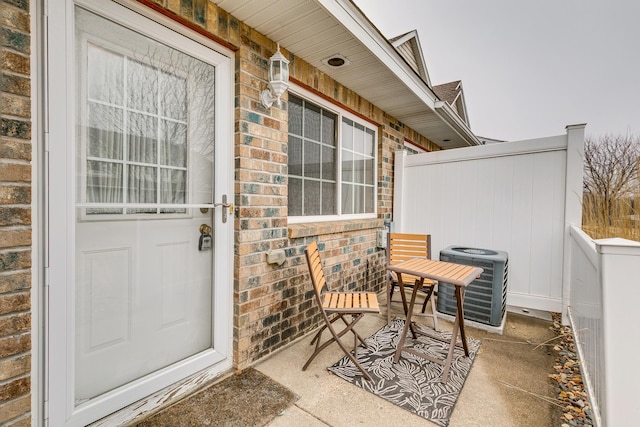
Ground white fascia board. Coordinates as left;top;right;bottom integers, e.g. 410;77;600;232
316;0;437;109
407;31;431;87
390;30;417;47
454;81;471;126
434;101;481;146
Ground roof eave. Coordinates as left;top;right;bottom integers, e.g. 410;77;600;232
318;0;479;147
434;101;481;147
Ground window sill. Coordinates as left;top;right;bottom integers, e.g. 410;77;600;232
288;218;384;239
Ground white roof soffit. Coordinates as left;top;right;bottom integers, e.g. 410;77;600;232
213;0;480;148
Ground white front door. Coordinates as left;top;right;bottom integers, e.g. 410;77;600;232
46;1;233;425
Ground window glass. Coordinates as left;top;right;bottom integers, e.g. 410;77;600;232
289;96;303;136
304;180;321;215
287;93;376;219
304;140;321;179
340;118;375;215
287;94;337;216
128;59;158;114
288;177;302;216
81;41;207;217
304;102;321;140
288;136;302;176
88;103;123;159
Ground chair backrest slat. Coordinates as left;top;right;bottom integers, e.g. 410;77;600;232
305;241;328;296
387;233;432;285
387;233;431;267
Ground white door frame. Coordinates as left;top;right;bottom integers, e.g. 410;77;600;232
45;1;234;425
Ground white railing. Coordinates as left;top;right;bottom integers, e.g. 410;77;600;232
566;225;604;426
566;227;640;427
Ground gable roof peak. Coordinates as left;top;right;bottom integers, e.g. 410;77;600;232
389;29;430;86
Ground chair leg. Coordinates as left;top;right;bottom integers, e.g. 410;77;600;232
339;315;367;347
310;324;327;346
302;313;372;381
419;285;438;331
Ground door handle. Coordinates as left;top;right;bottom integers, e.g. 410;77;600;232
214;194;233;223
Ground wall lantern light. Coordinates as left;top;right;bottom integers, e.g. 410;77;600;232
260;43;290;109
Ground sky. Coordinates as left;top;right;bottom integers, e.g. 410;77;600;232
352;0;639;142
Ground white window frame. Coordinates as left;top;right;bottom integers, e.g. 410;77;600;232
287;84;378;224
403;139;428;155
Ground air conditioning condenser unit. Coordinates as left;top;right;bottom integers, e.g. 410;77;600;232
437;246;508;327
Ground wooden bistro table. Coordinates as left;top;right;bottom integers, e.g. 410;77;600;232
387;257;483;382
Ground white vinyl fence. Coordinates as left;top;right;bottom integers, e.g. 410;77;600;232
393;125;585;313
393;123;640;426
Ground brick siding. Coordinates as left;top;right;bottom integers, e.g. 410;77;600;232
144;0;441;370
0;0;32;424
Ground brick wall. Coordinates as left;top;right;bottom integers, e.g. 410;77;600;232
0;0;32;425
142;0;442;370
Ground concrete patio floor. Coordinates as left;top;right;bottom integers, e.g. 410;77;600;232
256;295;562;427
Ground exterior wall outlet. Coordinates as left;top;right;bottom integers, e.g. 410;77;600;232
266;249;286;266
377;228;388;249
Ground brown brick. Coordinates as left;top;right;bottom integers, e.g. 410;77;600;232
0;291;29;316
0;6;29;33
0;272;30;294
0;186;30;205
205;2;218;35
0;50;29;75
0;377;29;404
0;163;30;182
0;208;30;226
0;27;30;54
0;74;30;97
0;118;30;139
0;138;31;161
0;229;31;249
5;415;31;427
166;0;179;13
4;1;29;12
0;354;30;381
0;250;30;271
0;313;30;339
0;333;30;358
0;94;30;118
0;395;30;424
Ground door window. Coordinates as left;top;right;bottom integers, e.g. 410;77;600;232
77;12;216;218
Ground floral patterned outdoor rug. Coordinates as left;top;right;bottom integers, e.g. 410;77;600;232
328;318;481;427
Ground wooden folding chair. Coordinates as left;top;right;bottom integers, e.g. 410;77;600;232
303;241;380;381
386;233;439;330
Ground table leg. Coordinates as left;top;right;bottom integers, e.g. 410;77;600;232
396;273;417;339
386;276;391;325
441;285;470;382
396;273;410;316
393;283;420;363
455;287;469;356
440;311;459;382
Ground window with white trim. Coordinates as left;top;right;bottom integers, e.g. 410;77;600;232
287;90;377;221
403;139;428;155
